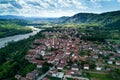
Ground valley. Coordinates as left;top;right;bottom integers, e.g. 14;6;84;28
0;10;120;80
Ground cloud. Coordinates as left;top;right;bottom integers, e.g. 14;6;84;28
0;0;16;3
72;0;88;9
0;0;119;17
58;0;71;8
56;0;88;9
10;1;22;9
90;0;111;2
28;9;76;17
117;0;120;2
26;1;40;6
0;3;19;15
0;0;88;17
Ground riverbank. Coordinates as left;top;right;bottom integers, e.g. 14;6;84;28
0;30;45;79
0;26;41;48
0;20;32;38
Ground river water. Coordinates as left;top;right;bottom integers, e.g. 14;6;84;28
0;26;41;48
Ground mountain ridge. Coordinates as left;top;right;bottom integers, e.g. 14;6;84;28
0;10;120;29
58;10;120;29
0;15;57;22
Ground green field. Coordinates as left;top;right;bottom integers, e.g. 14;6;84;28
106;39;120;44
67;78;76;80
46;76;61;80
89;73;113;80
54;23;100;28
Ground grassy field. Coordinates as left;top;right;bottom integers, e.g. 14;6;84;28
67;78;75;80
106;39;120;44
54;23;100;28
46;76;61;80
89;73;113;80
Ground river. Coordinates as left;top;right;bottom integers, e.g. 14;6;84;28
0;26;41;48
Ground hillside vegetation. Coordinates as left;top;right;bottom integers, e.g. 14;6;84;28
58;10;120;30
0;19;32;38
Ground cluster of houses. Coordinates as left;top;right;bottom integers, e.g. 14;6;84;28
15;28;120;80
15;69;39;80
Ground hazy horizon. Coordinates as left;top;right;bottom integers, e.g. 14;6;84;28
0;0;120;17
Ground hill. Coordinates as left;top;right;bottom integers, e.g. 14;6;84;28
0;15;57;22
58;10;120;29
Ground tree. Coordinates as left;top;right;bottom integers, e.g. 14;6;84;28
108;69;120;80
42;62;50;73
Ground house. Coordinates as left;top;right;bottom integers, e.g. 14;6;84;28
65;70;75;77
84;64;89;70
66;51;71;55
42;78;50;80
115;61;120;65
106;68;112;71
48;57;54;64
79;56;86;61
50;69;57;73
110;57;115;60
57;63;65;70
50;69;57;76
93;55;99;59
71;64;79;71
15;74;21;80
60;59;67;64
52;72;64;78
40;50;45;56
96;66;102;71
107;60;113;64
34;60;44;68
117;49;120;53
32;70;39;76
37;62;43;68
26;73;36;80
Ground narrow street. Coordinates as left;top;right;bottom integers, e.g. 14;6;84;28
37;66;55;80
37;51;66;80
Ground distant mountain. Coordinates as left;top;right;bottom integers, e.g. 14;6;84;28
58;10;120;29
57;16;70;23
1;10;120;29
0;15;57;22
0;15;24;19
58;13;97;23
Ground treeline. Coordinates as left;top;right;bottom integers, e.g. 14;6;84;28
78;27;120;42
0;19;32;38
0;19;28;26
0;31;45;80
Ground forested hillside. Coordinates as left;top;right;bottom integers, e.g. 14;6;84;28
0;19;31;38
58;10;120;29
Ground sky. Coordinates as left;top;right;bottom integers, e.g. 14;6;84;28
0;0;120;17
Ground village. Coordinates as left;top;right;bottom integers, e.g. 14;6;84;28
15;28;120;80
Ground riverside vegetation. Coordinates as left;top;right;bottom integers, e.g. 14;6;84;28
0;19;32;38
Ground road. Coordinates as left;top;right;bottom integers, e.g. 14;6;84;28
37;66;55;80
37;52;66;80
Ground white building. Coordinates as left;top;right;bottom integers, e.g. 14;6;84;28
115;61;120;65
96;66;102;71
84;64;89;70
52;72;64;78
108;60;113;64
